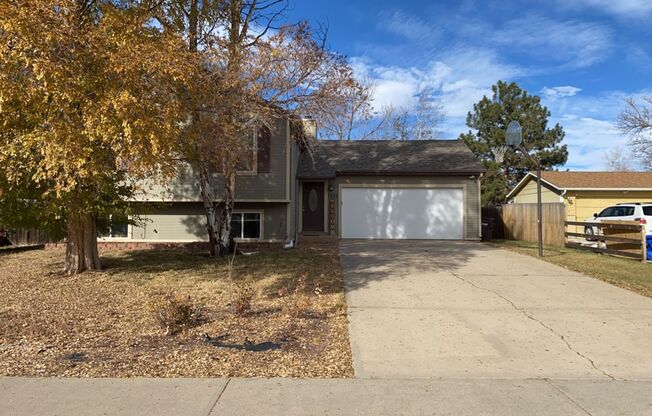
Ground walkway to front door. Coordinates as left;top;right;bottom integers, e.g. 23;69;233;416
340;240;652;379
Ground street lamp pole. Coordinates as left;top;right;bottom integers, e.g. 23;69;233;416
506;121;544;257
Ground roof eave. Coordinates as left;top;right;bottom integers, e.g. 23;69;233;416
335;170;485;176
563;187;652;191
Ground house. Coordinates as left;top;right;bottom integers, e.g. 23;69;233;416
105;118;485;245
507;171;652;223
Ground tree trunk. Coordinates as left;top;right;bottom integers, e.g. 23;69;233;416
64;211;100;275
218;169;236;256
198;160;221;257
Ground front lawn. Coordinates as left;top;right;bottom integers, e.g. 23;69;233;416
0;244;352;378
492;240;652;298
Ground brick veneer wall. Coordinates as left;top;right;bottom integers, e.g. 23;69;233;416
45;241;282;252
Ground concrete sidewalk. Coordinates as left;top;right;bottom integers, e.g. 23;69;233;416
1;377;651;416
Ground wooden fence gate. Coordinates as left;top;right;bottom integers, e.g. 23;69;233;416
487;203;566;247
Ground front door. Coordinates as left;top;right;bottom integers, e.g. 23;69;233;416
302;182;325;232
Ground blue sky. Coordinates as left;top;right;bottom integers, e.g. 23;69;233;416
285;0;652;170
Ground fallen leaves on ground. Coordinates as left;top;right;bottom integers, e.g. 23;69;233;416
0;243;353;378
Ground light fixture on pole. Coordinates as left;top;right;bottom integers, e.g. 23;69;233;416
505;121;544;257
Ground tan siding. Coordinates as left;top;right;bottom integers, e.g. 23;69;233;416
328;176;481;239
565;191;652;222
511;180;561;204
130;202;288;241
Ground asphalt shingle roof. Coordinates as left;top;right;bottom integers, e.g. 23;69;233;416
297;140;485;178
539;171;652;189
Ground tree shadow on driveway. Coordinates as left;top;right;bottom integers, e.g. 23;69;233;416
339;240;492;292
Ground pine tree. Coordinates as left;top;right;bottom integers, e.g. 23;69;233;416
460;81;568;206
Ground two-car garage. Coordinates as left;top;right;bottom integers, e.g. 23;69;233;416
297;140;484;241
340;187;465;240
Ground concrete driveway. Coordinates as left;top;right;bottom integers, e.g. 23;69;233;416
340;240;652;380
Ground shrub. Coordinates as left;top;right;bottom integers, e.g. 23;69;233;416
150;292;203;335
278;275;316;318
231;282;254;316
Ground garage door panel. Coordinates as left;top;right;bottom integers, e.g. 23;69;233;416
341;188;463;239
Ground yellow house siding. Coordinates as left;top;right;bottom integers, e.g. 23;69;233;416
564;191;652;222
512;180;561;204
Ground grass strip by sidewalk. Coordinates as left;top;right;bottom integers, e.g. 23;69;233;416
491;239;652;298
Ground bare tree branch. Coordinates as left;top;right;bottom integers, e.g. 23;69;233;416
618;97;652;170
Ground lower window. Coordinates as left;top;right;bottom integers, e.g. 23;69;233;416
100;215;129;238
230;212;261;239
109;223;129;238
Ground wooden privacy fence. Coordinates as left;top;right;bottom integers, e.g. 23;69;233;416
1;228;50;246
498;203;566;247
565;221;647;262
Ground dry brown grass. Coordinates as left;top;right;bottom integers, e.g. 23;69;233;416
0;243;352;378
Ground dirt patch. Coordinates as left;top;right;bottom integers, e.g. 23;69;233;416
0;243;352;377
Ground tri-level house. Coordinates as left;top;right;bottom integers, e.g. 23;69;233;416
103;118;486;245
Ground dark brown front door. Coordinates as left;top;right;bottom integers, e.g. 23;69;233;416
302;182;324;232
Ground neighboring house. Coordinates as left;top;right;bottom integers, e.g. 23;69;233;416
507;171;652;223
104;118;486;244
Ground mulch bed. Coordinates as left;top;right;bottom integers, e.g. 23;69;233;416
0;243;353;378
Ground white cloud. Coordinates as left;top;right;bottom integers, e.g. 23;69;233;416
353;48;524;120
377;10;439;43
552;116;623;170
543;89;652;170
553;0;652;19
541;86;582;99
355;49;648;171
625;46;652;70
489;14;613;68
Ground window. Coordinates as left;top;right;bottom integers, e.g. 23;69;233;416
100;215;129;238
236;128;257;173
230;212;261;239
598;207;618;217
109;222;129;238
621;207;635;216
643;206;652;216
599;206;634;217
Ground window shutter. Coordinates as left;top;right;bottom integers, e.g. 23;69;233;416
256;126;271;173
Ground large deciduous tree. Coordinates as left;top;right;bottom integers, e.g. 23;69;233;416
618;97;652;171
460;81;568;206
0;0;188;274
158;0;357;257
378;86;445;140
313;76;390;141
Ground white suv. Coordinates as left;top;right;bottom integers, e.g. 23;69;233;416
585;203;652;237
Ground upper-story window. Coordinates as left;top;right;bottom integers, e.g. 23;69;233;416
235;125;271;175
236;128;257;174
